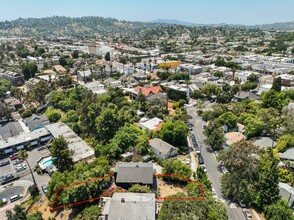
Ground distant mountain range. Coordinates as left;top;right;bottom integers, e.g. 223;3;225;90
151;19;227;27
151;18;294;30
0;16;293;38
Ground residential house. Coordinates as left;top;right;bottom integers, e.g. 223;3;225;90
53;65;66;73
149;138;178;160
130;85;163;100
279;182;294;209
138;117;163;131
252;137;276;150
114;162;156;189
77;70;92;82
0;121;24;141
82;81;107;95
4;98;22;112
0;69;24;86
277;74;294;87
233;91;259;101
279;148;294;167
24;114;50;131
100;193;156;220
224;132;246;148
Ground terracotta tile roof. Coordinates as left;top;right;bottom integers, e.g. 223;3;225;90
135;86;162;96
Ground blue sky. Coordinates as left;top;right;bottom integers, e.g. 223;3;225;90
1;0;294;25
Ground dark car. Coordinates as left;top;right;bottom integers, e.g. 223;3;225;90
0;160;10;167
41;184;47;193
37;146;47;151
198;155;204;164
2;174;15;182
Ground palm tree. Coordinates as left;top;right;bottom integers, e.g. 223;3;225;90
18;149;37;186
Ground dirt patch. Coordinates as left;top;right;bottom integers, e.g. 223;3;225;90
27;196;73;220
157;179;186;198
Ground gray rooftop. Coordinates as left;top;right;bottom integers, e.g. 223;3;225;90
279;182;294;208
0;121;24;140
279;148;294;161
252;137;276;149
45;122;94;162
149;138;177;155
106;193;156;220
24;114;50;131
0;127;50;150
115;162;154;185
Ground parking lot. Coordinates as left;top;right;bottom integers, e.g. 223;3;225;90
0;145;51;194
0;158;29;182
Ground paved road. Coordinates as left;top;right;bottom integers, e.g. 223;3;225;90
0;180;33;220
187;106;245;220
0;186;25;200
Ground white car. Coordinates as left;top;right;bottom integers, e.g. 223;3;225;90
200;164;207;172
211;188;217;199
16;163;27;172
184;158;190;165
221;165;228;174
13;159;23;165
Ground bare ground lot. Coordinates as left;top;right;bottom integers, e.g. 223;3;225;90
27;196;73;220
157;179;187;198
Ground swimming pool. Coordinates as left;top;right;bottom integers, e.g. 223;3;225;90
38;156;56;170
41;158;53;167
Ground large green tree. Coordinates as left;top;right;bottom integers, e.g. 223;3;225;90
264;200;294;220
158;120;189;151
49;136;74;172
218;112;238;130
21;62;38;80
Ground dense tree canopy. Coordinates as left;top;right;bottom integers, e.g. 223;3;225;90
49;136;74;172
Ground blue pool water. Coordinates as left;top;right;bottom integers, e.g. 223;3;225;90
42;158;53;167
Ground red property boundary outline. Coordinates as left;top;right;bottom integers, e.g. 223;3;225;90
49;173;205;211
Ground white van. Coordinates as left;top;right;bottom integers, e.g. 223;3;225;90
10;194;22;202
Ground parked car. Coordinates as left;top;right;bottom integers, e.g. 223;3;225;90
0;160;10;167
41;184;47;193
211;188;217;199
242;208;253;220
9;153;18;161
13;159;23;165
37;146;47;151
200;164;207;172
10;194;22;202
1;174;15;183
238;200;246;208
198;155;204;164
16;164;26;172
194;145;201;154
220;165;228;174
184;158;190;165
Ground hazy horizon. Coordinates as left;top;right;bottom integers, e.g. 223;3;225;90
1;0;294;25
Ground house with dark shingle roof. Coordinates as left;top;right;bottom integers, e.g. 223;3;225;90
24;114;50;131
149;138;178;160
114;162;156;189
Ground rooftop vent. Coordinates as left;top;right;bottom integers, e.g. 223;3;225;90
121;198;125;203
